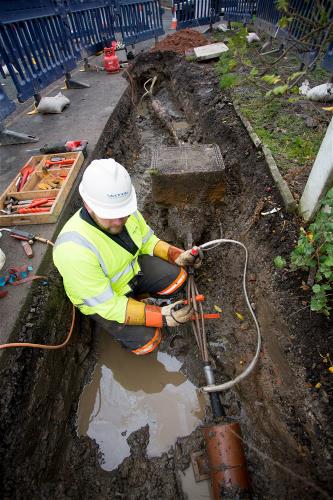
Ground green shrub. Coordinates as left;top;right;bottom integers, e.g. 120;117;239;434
275;187;333;316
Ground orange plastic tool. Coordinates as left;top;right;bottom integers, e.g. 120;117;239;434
191;313;221;320
184;294;205;304
45;158;74;167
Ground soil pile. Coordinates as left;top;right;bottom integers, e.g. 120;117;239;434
151;28;209;54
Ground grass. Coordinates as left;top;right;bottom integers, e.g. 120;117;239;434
238;97;324;172
213;24;331;176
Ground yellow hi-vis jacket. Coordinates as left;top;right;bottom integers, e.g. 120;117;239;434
53;209;159;323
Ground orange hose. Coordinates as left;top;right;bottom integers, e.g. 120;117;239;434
0;238;76;351
0;305;76;350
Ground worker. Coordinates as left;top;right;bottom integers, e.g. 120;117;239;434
53;159;203;355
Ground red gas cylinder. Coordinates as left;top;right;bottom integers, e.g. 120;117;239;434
103;42;120;73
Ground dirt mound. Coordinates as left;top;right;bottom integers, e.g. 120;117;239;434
151;28;209;54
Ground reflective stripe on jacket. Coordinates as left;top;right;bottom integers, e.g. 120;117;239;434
53;209;159;323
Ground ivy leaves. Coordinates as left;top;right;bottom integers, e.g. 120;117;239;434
275;188;333;316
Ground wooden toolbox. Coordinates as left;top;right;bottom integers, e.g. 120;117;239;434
0;152;84;226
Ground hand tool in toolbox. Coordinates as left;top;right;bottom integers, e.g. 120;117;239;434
45;158;75;168
26;140;88;157
17;162;35;191
1;197;55;215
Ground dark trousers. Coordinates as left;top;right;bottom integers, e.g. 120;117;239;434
90;255;187;352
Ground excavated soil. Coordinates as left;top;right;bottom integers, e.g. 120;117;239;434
151;29;209;54
0;51;332;499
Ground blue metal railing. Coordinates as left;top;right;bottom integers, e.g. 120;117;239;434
0;87;16;122
1;0;332;123
254;0;284;38
64;0;116;55
223;0;257;24
255;0;333;66
117;0;164;46
0;0;79;102
175;0;221;30
322;40;333;73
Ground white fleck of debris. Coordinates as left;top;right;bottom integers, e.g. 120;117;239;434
261;207;282;216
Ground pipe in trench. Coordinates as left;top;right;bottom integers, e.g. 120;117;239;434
202;365;250;498
203;422;250;499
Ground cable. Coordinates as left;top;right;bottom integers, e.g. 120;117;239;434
140;75;157;103
0;305;76;350
0;239;76;351
198;239;261;393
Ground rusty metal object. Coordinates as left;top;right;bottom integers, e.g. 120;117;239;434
203;422;250;499
191;450;210;482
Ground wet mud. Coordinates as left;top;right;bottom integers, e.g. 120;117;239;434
0;51;332;499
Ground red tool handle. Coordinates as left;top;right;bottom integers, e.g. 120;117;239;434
191;313;221;320
17;207;50;214
20;161;32;174
28;198;54;208
45;159;74;166
18;169;31;191
184;294;205;305
10;234;29;241
190;246;200;256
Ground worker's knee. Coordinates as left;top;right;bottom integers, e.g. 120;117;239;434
156;266;187;297
132;327;162;355
91;314;161;355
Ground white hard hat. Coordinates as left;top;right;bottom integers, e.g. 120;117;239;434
79;159;137;219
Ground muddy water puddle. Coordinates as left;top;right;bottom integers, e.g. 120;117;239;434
180;466;212;500
77;329;206;471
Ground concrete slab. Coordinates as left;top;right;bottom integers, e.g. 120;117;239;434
194;42;229;60
0;57;128;345
150;144;225;206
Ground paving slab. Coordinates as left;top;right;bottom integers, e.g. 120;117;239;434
0;58;128;345
194;42;229;60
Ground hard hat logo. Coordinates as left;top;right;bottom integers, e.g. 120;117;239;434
107;191;129;199
79;159;137;219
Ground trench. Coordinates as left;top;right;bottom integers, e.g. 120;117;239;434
0;52;332;499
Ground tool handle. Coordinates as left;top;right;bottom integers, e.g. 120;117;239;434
183;294;205;305
40;144;67;154
191;313;221;320
46;158;74;166
9;228;35;240
10;234;29;241
17;207;50;214
28;198;54;208
21;241;34;258
34;236;53;245
190;246;199;256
